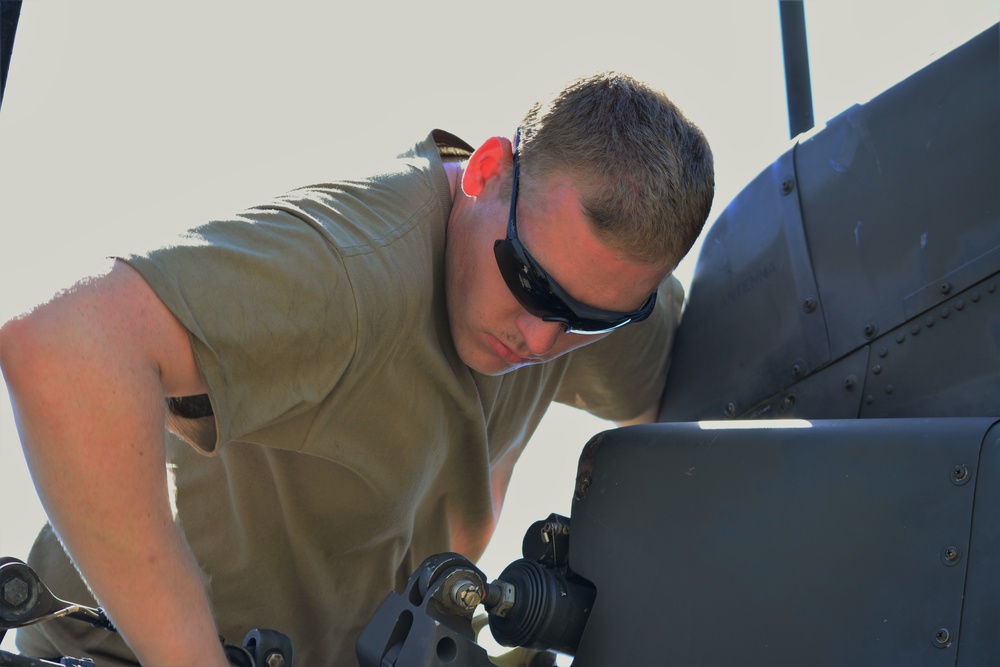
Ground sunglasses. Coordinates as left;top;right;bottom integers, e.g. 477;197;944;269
492;130;657;335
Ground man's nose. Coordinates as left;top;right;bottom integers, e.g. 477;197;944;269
516;313;564;357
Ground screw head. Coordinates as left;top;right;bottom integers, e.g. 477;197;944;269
932;626;952;648
942;546;961;565
781;178;794;195
952;464;971;485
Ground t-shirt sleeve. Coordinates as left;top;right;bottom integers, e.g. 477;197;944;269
554;274;684;422
121;205;358;453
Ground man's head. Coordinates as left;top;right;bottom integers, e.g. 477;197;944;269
517;71;715;267
445;71;714;376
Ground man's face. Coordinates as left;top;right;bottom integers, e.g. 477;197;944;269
445;167;669;376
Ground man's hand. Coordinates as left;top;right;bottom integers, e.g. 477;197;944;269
0;260;228;666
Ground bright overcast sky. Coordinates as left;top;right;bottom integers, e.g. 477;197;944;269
0;1;997;644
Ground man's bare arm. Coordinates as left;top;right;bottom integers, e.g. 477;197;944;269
615;404;660;427
0;260;228;666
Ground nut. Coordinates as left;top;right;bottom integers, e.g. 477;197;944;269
1;575;29;608
452;581;483;610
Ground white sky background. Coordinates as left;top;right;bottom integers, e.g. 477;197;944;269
0;0;996;654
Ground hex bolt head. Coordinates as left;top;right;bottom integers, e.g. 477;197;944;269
264;651;286;667
1;575;30;608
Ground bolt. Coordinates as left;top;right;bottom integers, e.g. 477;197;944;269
264;652;285;667
1;575;29;608
933;626;952;648
940;282;951;294
791;363;804;378
803;296;817;313
781;179;794;195
863;322;877;339
844;375;856;390
452;580;483;610
783;394;796;408
724;402;736;418
943;547;960;564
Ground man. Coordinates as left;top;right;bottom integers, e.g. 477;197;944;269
0;71;713;665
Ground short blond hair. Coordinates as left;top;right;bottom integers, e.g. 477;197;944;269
518;72;715;266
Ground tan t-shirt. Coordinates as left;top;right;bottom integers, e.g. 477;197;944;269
19;131;683;665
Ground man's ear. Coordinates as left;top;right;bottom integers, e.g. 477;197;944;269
462;136;512;198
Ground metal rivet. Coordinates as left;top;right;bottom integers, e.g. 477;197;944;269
863;322;878;339
952;464;970;486
932;626;952;648
878;347;888;358
895;332;905;344
724;402;736;418
910;324;921;335
925;316;935;327
792;363;804;378
988;283;996;294
885;384;894;395
865;395;874;405
940;307;950;319
939;282;951;294
971;291;981;303
955;299;965;311
803;296;817;313
844;375;856;390
872;364;882;375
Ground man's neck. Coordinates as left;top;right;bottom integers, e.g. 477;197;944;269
442;160;463;203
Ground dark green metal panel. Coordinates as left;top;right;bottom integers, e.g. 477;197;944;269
569;419;997;666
